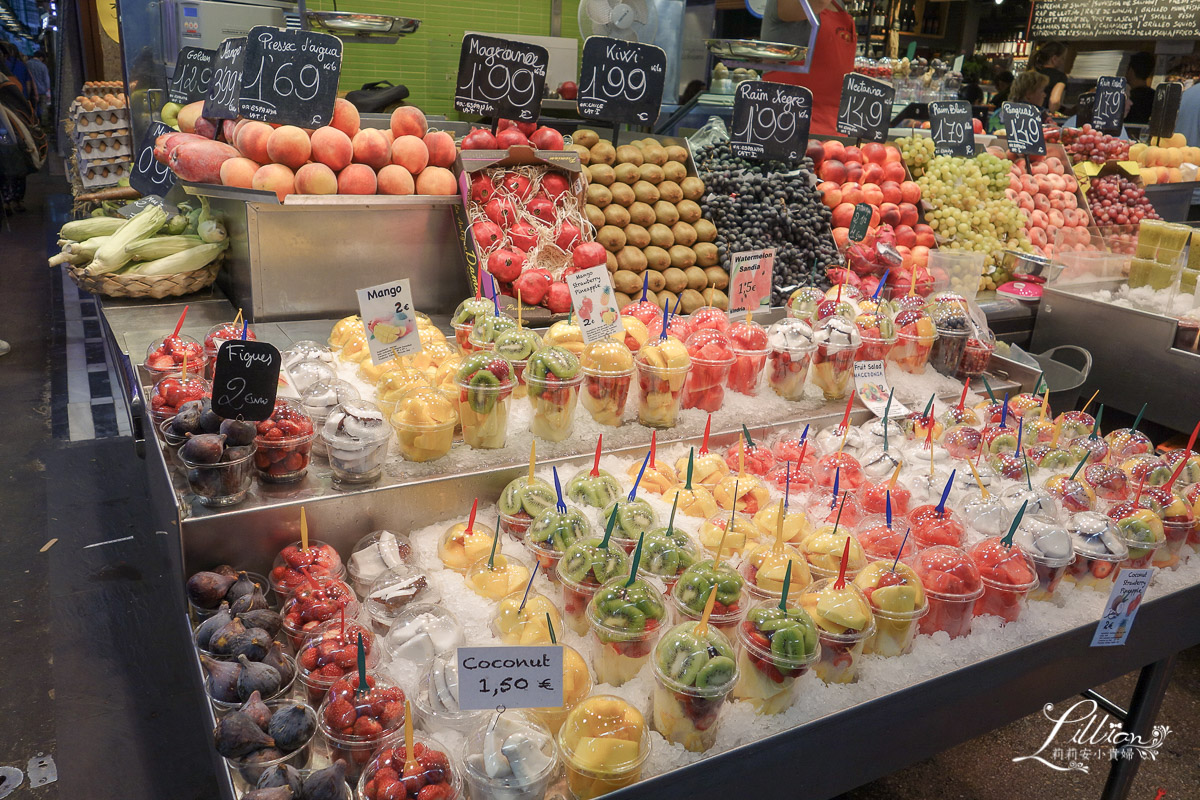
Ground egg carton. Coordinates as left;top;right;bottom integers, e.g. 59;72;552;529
72;108;131;133
75;135;132;161
81;81;125;96
75;160;132;189
78;152;133;170
74;127;131;143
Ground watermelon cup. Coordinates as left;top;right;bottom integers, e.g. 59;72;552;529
639;526;700;591
556;538;630;637
799;577;876;684
787;286;826;324
586;575;668;686
967;538;1039;623
1064;511;1129;590
1011;519;1076;601
726;318;770;396
771;430;819;467
526;504;593;583
887;308;937;374
645;310;693;343
670;558;745;631
908;504;967;549
858;480;913;518
767;462;817;498
811;317;861;401
579;341;634;427
689;305;731;334
857;516;919;562
455;352;516;449
498;475;556;542
681;328;735;412
651;620;739;753
815;452;866;490
525;345;583;442
853;560;928;657
809;489;866;528
854;311;897;362
733;599;820;714
557;695;651;800
740;543;812;601
906;545;983;639
725;432;777;477
635;335;692;428
765;317;816;401
801;525;867;582
452;296;495;352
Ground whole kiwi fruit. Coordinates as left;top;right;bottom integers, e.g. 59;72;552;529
662;267;688;294
671;221;697;247
705;266;729;290
590;141;616;165
603;204;631;228
665;144;689;163
642;144;668;166
569;143;591;165
680;176;706;200
585;183;612;208
606;251;619;273
638;163;665;185
653;201;680;226
657;180;683;204
617;246;648;273
657;289;678;310
624;223;651;249
685;266;709;291
589;163;616;186
648;223;674;249
585;204;606;230
703;287;730;309
675;199;702;224
609;182;635;208
615;145;644;166
613;270;641;295
693;218;718;243
614;163;641;184
679;288;706;314
662;161;687;183
669;244;697;269
644;245;671;271
694;242;719;267
632;180;660;205
573;129;600;148
616;291;633;309
628;201;656;227
597;225;626;252
646;269;667;292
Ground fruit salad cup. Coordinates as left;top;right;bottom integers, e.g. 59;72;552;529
800;525;867;581
1064;512;1129;590
814;452;866;490
525;345;583;442
670;559;745;630
628;453;676;496
787;286;826;323
462;712;557;800
558;695;651;800
680;328;734;412
651;621;739;752
566;466;623;509
725;435;777;477
321;400;392;484
1084;464;1131;506
639;526;700;591
1105;428;1153;463
942;425;983;461
491;589;563;645
908;504;967;550
413;652;484;734
696;511;757;556
437;515;497;573
888;308;937;374
1012;519;1076;601
525;504;592;581
580;341;635;427
466;552;532;601
495;327;544;400
150;372;210;425
854;311;897;362
329;315;362;349
456;353;516;449
531;643;593;737
857;478;913;518
766;317;816;401
144;332;205;376
288;360;337;394
906;545;983;639
810;317;861;400
1027;444;1075;473
1154;491;1194;570
467;312;518;352
967;538;1039;623
674;448;730;491
663;484;720;520
452;297;495;353
1121;455;1173;487
635;336;691;428
727;318;769;395
799;577;876;684
1044;474;1097;514
317;672;406;780
586;575;667;686
853;560;927;656
557;539;630;637
296;620;378;704
498;475;556;542
600;497;661;553
280;574;361;648
391;386;458;463
740;543;812;601
254;398;316;483
1109;504;1165;569
270;540;346;598
358;734;462;800
364;563;440;632
733;600;819;714
857;516;919;562
203;322;257;380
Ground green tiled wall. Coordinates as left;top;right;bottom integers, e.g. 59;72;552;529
314;0;583;117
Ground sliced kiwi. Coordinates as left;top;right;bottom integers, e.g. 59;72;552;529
601;603;646;634
714;573;742;606
673;570;713;611
694;655;736;688
660;633;708;684
769;625;809;660
560;547;593;582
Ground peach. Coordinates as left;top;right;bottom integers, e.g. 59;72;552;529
252;163;295;202
331;98;361;138
879;180;902;205
337;163;378;195
822;140;846;162
845;161;863;183
861;184;884;206
818;182;842;207
310;126;353;171
831;202;855;229
236;121;273;164
295;162;338;195
390;106;428;139
415;166;457;195
884;146;903;163
899;180;921;204
352;129;392;170
832;227;850;249
894;224;916;248
861;142;887;164
841;182;863;206
266;125;312;169
1030;228;1048;248
898;202;919;227
423;131;456;169
843;145;863;164
882;161;906;183
879;202;901;227
219;157;260;188
861;162;885;185
377;164;416;195
1047;209;1065;228
819;159;847;184
390;135;429;175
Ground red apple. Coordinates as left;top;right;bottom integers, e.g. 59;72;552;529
558;81;578;100
530;126;565;150
462;128;498;150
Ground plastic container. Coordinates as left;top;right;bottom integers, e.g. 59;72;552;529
727;320;769;396
390;385;457;463
374;366;431;421
926;300;972;378
491;587;562;645
456;356;516;450
497;476;556;543
269;540;346;598
295;619;379;705
586;575;667;686
1012;518;1075;601
204;322;257;380
328;315;364;349
810;317;861;400
732;599;820;714
634;338;691;428
466;552;532;601
670;558;745;631
462;712;558;800
181;444;256;507
204;652;297;713
280;574;360;649
382;603;463;674
1156;518;1193;571
967;538;1039;622
530;643;592;737
857;516;919;562
347;529;414;599
524;505;592;582
356;733;462;800
908;505;968;550
854;311;897;362
799;525;867;581
321;399;391;484
144;332;205;376
281;339;334;371
579;340;635;427
1064;512;1129;590
287;360;337;394
957;331;996;380
224;699;315;789
438;517;499;574
695;510;757;556
799;577;876;684
556;539;630;637
253;398;316;483
365;565;439;633
651;621;739;752
852;560;927;656
927;250;985;303
299;379;360;458
1112;506;1166;569
317;672;406;780
558;695;651;800
680;328;735;413
765;317;816;401
907;545;983;639
413;652;485;734
888;309;937;374
525;372;583;442
149;371;211;425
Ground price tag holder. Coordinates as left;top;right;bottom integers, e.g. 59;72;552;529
457;646;563;710
929;100;975;157
211;339;282;421
1091;568;1153;647
118;195;177;218
1000;101;1046;156
169;47;215;104
202;36;247;120
1148;82;1183;141
1076;92;1095;128
848;203;873;242
130;120;178;198
355;278;423;365
836;73;894;143
730;81;812;162
853;360;910;418
455;34;549;123
566;265;624;344
1093;76;1127;135
728;248;775;315
237;26;342;127
577;36;666;126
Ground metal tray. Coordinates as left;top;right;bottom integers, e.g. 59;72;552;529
705;38;806;64
305;11;420;43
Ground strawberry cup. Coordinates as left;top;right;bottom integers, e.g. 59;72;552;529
456;353;516;449
280;574;361;649
909;505;967;550
204;322;257;380
296;619;379;705
733;600;820;714
854;560;928;657
907;545;983;639
358;734;462;800
967;538;1039;623
587;576;667;686
525;345;583;443
957;332;996;380
1064;512;1129;591
254;398;316;483
144;333;205;377
318;672;406;781
150;372;210;425
580;341;634;427
270;540;346;598
651;621;739;752
556;538;630;636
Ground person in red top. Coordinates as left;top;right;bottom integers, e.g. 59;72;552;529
760;0;858;136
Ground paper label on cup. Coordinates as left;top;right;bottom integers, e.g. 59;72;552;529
356;278;423;365
1090;568;1153;647
729;248;775;316
566;265;623;344
853;360;911;418
457;646;564;710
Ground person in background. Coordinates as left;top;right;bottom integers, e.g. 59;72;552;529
988;70;1047;132
991;70;1014;107
760;0;857;135
0;43;35;108
960;82;983;106
1031;42;1069;114
0;62;46;214
26;50;49;124
1176;82;1200;219
1125;51;1156;124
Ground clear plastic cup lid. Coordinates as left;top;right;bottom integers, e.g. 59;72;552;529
855;311;897;341
255;398;316;444
288;360;337;393
534;644;591;713
683;328;735;364
495;326;544;362
653;619;739;694
349;529;414;585
799;577;875;635
906;545;983;599
767;317;816;353
498;476;556;520
729;318;769;351
301;379;360;417
281;339;333;369
602;498;660;545
557;695;650;773
544;320;585;355
453;296;495;326
468;313;518;348
383;603;463;668
420;652;482;721
205;321;257;350
145;333;205;370
800;526;867;575
438;519;499;573
322;399;390;451
526;345;582;382
635;336;691;371
464;711;558;788
566;468;623;509
329;315;363;348
738;598;820;666
967;537;1039;590
318;671;406;742
697;511;757;555
580;340;634;375
962;496;1008;538
392;385;457;431
527;506;592;554
689;306;731;334
640;527;701;580
813;316;861;349
297;619;379;685
787;287;826;317
358;733;462;800
853;560;927;615
556;538;630;588
466;553;532;599
741;543;811;596
586;575;668;638
456;351;517;388
271;539;345;594
281;574;359;636
1001;485;1060;524
1067;512;1128;560
366;565;439;624
671;558;744;618
1013;518;1075;567
492;589;562;645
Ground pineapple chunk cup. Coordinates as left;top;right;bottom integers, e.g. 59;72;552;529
853;560;927;657
733;600;820;714
558;695;651;800
391;386;457;463
800;577;876;684
467;552;533;601
491;589;563;645
634;337;691;429
531;644;593;737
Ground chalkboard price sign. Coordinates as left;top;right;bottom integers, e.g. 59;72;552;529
1148;82;1183;141
929;100;975;157
211;339;282;422
130;120;178;198
730;80;813;162
455;34;549;123
238;26;343;127
577;36;666;126
169;47;215;104
202;36;246;120
836;73;894;143
1000;101;1046;156
1076;92;1095;128
1093;76;1126;135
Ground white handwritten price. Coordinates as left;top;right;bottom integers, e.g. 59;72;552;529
175;64;211;97
733;103;799;155
580;64;649;103
136;146;172;185
209;64;241;108
242;56;322;108
214;376;269;412
934;117;967;144
458;61;541;116
842;94;885;132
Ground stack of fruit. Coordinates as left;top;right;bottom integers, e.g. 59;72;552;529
1048;125;1131;165
993;147;1091;258
1128;138;1200;185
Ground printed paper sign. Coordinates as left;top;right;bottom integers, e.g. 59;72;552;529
457;646;563;710
356;279;423;365
853;360;911;418
728;248;775;315
1091;568;1153;647
566;265;623;344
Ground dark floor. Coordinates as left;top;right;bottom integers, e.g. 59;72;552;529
1;172;1197;800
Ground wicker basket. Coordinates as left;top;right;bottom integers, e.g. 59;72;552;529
66;253;223;299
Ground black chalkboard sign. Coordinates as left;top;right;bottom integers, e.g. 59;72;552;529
211;339;282;422
1148;82;1183;141
168;47;214;104
202;36;246;120
836;73;894;143
730;80;813;162
929;100;975;157
1077;92;1095;127
577;37;666;126
1000;102;1046;156
238;26;343;127
1093;76;1126;135
1032;0;1200;41
849;203;872;241
130;121;178;198
455;34;549;123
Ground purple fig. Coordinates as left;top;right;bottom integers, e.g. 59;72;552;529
181;433;227;465
187;570;236;609
221;418;258;446
240;690;273;731
195;602;233;650
257;764;302;794
171;400;206;435
225;571;260;604
202;655;242;703
209;617;246;656
213;564;240;579
243;786;293;800
229;627;272;662
230;585;269;615
222;444;255;463
214;710;274;758
300;761;347;800
262;645;295;685
237;654;282;701
236;609;283;638
267;703;315;752
199;405;224;434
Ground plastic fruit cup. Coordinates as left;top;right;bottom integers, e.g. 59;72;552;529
225;700;316;790
651;659;736;753
323;431;391;486
144;333;206;376
525;535;569;586
928;327;969;377
558;695;651;800
681;355;734;413
181;445;257;507
867;605;927;657
413;653;485;734
855;332;896;362
204;323;257;381
149;372;211;425
393;415;456;463
462;712;557;800
635;361;690;428
1120;535;1164;570
254;429;315;483
1024;549;1075;602
296;620;379;705
767;342;815;401
457;379;515;449
453;321;478;353
668;591;743;632
525;373;583;442
968;539;1039;623
917;582;983;639
365;565;441;634
1064;548;1127;590
580;367;633;427
812;621;875;684
357;733;462;800
810;341;858;401
732;615;819;714
317;673;406;781
347;529;414;599
956;335;995;380
586;579;666;687
189;570;272;624
727;347;768;396
1153;520;1191;571
531;643;592;738
270;540;346;600
206;653;297;713
280;574;360;649
559;570;600;638
888;330;936;374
